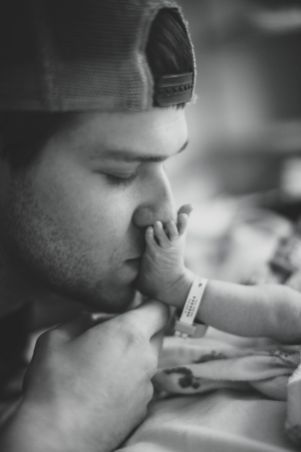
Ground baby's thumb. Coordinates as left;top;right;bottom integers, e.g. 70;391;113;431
177;204;193;217
177;204;193;235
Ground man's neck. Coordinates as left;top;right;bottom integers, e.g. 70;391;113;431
0;246;35;317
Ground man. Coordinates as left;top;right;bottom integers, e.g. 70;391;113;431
0;1;196;450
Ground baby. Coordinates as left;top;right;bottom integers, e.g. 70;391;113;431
137;205;301;344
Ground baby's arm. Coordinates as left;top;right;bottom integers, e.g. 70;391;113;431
138;206;301;344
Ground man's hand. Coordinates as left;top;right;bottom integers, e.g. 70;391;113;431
1;301;168;452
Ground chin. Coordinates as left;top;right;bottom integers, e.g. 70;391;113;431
47;274;137;314
75;285;137;314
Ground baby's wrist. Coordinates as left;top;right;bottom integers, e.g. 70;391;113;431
166;268;195;308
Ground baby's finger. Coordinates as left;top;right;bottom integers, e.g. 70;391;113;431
165;220;178;241
177;213;189;235
177;204;193;217
145;226;156;248
154;221;169;247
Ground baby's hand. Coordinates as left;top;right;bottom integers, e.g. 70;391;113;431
137;205;192;303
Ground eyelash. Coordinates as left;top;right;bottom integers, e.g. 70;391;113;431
104;172;138;187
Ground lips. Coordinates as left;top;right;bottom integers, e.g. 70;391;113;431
125;257;141;275
126;257;141;267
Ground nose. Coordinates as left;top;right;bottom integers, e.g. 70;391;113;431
133;169;175;229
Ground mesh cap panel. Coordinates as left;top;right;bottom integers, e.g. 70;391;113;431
0;0;195;112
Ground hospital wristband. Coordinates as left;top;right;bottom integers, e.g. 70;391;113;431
174;277;208;338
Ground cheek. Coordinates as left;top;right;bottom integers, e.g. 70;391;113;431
58;177;130;244
26;167;136;265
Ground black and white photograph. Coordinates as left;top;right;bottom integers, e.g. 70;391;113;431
0;1;301;451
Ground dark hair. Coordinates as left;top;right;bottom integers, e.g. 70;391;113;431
0;113;74;169
0;8;193;168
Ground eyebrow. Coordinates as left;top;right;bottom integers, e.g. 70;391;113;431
92;139;189;163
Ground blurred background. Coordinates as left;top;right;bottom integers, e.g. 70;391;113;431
165;0;301;281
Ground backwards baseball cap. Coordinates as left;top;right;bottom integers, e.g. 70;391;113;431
0;0;196;112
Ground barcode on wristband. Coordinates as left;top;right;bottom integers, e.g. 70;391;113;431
178;279;207;326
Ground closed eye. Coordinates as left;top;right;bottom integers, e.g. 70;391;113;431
103;172;138;187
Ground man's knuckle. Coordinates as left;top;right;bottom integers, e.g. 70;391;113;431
119;319;146;345
35;330;52;350
35;329;67;354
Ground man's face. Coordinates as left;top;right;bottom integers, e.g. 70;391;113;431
1;109;188;312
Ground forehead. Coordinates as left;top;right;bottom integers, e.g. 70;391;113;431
59;108;188;159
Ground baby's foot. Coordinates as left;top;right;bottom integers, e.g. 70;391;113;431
137;206;192;303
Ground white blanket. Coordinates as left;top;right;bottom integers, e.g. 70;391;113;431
118;329;300;452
